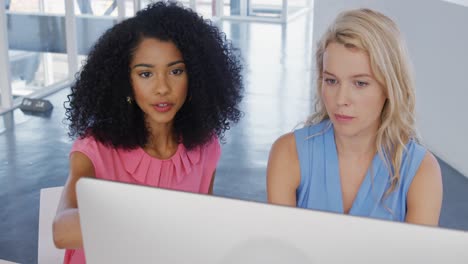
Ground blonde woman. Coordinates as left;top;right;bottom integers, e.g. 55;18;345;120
267;8;442;225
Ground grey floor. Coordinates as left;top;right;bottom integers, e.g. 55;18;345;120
1;15;468;264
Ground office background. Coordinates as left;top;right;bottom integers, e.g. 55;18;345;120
1;0;467;263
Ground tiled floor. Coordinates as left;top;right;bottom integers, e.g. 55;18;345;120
1;14;467;264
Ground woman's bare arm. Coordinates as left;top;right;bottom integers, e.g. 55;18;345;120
405;152;443;226
53;152;95;249
266;133;301;206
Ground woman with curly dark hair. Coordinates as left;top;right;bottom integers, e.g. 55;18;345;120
52;2;243;263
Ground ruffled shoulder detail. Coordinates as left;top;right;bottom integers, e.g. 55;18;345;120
118;143;202;186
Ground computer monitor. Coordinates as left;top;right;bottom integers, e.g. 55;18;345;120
76;177;468;264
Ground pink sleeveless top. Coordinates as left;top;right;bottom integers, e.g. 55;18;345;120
64;136;221;264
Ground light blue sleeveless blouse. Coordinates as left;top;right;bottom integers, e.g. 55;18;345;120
295;120;426;221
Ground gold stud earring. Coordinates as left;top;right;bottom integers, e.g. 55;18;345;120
126;96;132;104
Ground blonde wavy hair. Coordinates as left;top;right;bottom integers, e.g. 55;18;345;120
306;8;419;196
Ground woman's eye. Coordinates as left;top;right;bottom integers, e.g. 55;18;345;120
171;69;184;75
139;72;152;78
325;78;337;85
355;81;369;87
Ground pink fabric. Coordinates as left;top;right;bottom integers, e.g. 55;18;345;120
63;136;221;264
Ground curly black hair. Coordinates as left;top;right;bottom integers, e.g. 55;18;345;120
65;1;243;150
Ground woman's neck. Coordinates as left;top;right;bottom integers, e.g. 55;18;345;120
334;132;377;159
144;123;178;159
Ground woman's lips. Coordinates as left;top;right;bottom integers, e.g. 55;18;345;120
334;114;354;122
153;103;173;112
